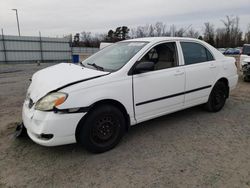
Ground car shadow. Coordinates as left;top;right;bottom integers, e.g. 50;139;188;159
128;105;205;134
11;105;210;157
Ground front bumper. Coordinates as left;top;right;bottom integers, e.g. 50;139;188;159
22;101;85;146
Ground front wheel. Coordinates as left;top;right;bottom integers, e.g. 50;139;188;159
77;104;126;153
204;82;227;112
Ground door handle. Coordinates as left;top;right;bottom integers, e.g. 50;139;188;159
174;71;184;76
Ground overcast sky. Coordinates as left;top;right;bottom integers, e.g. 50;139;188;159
1;0;250;37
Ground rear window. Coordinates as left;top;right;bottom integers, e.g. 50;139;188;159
242;45;250;55
181;42;214;65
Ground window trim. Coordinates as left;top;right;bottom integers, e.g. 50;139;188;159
205;47;214;61
180;41;215;66
128;41;180;75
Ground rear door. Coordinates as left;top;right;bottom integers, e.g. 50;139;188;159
132;42;185;123
180;42;220;107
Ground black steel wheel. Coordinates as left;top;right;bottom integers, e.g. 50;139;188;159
77;104;126;153
90;114;120;146
204;81;227;112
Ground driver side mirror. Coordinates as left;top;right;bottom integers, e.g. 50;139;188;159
134;61;155;74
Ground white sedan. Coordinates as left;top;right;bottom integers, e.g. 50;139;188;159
21;37;238;153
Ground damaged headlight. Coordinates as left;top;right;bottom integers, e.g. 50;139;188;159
35;92;68;111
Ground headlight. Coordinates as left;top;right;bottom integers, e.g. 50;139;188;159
35;92;68;111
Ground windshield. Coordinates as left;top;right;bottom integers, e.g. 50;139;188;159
82;42;147;72
243;45;250;55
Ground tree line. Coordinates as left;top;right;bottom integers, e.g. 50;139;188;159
71;16;250;48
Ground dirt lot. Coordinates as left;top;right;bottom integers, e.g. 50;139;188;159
0;63;249;188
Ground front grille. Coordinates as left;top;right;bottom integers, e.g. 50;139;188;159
28;98;34;109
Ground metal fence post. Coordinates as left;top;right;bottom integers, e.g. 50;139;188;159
69;37;73;63
39;31;44;62
1;29;7;63
69;43;72;63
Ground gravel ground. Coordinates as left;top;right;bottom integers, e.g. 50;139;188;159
0;63;249;188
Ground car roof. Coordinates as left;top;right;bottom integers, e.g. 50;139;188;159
123;36;225;60
124;37;202;43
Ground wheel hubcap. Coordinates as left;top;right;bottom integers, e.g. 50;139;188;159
91;115;119;144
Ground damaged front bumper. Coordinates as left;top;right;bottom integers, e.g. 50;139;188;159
22;101;85;146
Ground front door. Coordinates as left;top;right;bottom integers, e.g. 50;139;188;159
132;42;185;123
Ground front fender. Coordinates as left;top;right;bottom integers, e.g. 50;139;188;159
56;76;135;124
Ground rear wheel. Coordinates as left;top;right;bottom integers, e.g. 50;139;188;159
77;104;126;153
204;81;227;112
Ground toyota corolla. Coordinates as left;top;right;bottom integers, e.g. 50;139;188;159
21;37;238;153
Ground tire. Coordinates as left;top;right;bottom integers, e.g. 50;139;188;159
77;104;126;153
15;122;27;138
204;81;227;112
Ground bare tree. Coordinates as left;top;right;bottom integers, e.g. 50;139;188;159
78;31;104;47
175;28;185;37
163;29;171;37
80;31;92;46
76;17;247;48
215;28;227;48
136;26;148;38
186;28;199;38
129;22;169;38
221;16;243;47
245;24;250;43
169;25;176;37
154;22;166;37
148;24;154;37
204;22;215;46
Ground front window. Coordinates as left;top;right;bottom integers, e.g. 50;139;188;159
82;42;147;72
137;42;178;72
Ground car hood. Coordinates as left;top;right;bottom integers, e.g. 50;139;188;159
28;63;109;102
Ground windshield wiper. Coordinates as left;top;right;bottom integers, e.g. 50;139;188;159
87;63;104;71
79;62;85;67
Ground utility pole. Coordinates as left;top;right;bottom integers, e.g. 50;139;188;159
12;9;21;36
